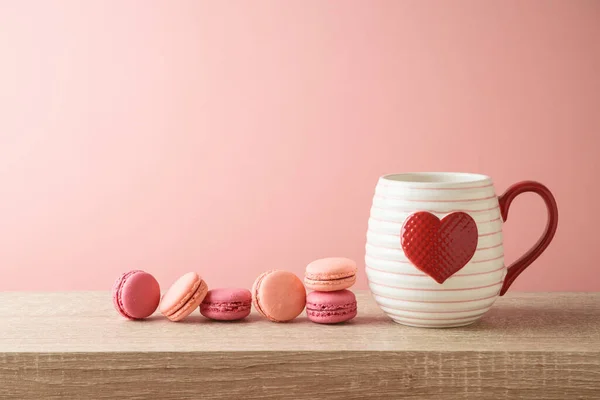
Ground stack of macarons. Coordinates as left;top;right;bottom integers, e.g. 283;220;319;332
112;270;251;322
303;257;358;324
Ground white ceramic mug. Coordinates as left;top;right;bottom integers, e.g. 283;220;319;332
365;172;558;328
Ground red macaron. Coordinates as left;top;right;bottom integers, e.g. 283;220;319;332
306;289;357;324
112;270;161;320
200;288;252;321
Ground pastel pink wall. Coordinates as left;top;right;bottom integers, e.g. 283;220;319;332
1;1;599;291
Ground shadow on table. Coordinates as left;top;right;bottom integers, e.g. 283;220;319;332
173;314;391;326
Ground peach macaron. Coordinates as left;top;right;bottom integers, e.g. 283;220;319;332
252;270;306;322
304;257;357;292
160;272;208;322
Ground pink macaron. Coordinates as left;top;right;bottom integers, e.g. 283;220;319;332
200;288;252;321
304;257;357;292
160;272;208;322
306;289;357;324
112;270;161;320
252;270;306;322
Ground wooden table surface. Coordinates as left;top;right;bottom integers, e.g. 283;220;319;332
1;291;599;399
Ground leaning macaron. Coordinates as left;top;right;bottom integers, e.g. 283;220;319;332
112;270;161;320
306;289;357;324
160;272;208;322
200;288;252;321
304;257;357;292
252;270;306;322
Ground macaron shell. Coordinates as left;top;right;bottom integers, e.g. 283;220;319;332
203;288;252;304
304;274;357;292
200;288;252;321
112;270;160;320
306;289;357;324
306;289;357;308
304;257;357;291
253;270;306;322
119;271;161;319
305;257;357;278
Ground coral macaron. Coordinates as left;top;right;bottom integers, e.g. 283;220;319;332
112;270;161;320
304;257;357;292
252;270;306;322
160;272;208;322
200;288;252;321
306;290;357;324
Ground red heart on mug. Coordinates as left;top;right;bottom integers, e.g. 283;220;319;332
401;211;478;284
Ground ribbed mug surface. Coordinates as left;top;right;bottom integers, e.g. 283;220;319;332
366;172;506;328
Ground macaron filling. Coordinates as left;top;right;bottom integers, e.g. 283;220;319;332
306;303;358;317
304;274;357;288
201;301;251;313
305;272;356;281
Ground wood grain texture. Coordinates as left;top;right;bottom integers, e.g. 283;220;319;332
1;291;599;399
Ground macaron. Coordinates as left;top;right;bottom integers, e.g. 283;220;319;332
306;289;357;324
304;257;357;292
112;270;161;320
200;288;252;321
160;272;208;322
252;270;306;322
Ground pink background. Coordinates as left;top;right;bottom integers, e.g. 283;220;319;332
1;1;599;291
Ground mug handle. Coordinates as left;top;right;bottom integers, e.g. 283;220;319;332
498;181;558;295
